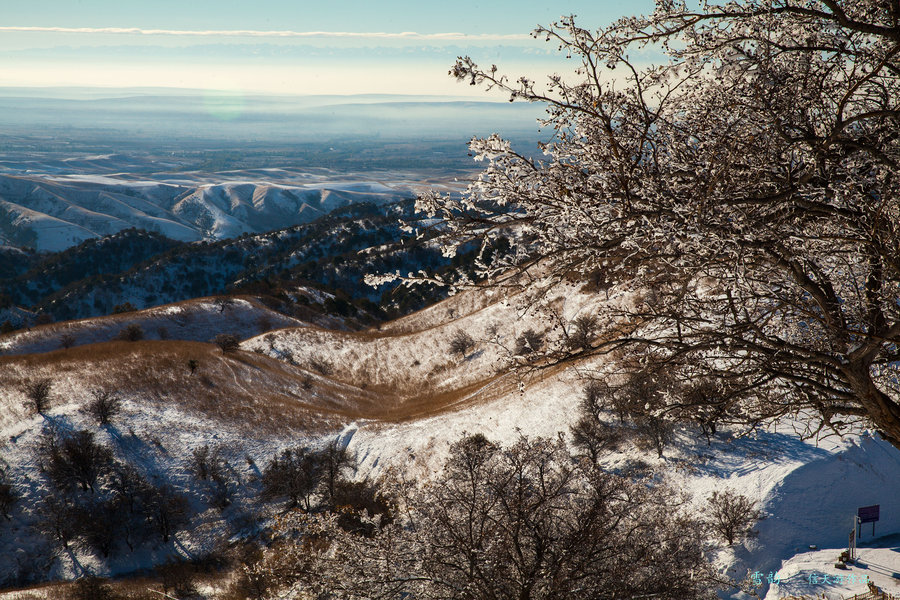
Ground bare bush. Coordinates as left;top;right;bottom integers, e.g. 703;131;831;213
0;467;16;519
117;324;144;342
60;333;76;349
308;355;334;376
215;333;241;353
705;490;764;546
248;434;718;600
514;328;544;355
566;314;598;351
84;388;122;426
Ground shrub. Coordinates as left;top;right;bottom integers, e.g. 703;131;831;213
705;490;764;546
214;333;241;353
449;329;475;356
261;447;322;510
67;576;122;600
308;355;334;376
60;333;76;349
117;323;144;342
187;358;199;375
112;302;136;314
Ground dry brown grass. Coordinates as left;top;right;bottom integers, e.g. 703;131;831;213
0;335;552;430
0;340;345;434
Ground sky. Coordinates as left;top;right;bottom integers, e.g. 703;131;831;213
0;0;656;96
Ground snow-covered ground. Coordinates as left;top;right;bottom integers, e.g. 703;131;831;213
768;541;900;599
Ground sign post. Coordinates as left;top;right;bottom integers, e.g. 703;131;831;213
849;518;857;562
858;505;880;538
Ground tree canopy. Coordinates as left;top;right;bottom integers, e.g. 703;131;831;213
419;1;900;447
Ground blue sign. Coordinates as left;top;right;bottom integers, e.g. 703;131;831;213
858;505;880;524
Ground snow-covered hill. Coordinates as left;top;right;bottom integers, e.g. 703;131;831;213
0;170;421;251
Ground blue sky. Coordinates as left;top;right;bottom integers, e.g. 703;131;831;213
0;0;656;95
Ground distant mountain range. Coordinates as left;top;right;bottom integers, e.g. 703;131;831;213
0;169;422;252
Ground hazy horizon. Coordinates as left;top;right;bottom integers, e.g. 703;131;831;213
0;0;655;96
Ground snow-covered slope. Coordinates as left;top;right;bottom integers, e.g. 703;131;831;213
0;297;302;356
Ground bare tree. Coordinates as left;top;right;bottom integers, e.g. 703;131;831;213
318;439;353;505
634;414;675;459
705;490;765;546
35;495;78;550
245;434;719;600
566;314;598;352
415;2;900;449
23;378;52;414
59;333;76;350
449;329;475;356
214;333;240;353
191;444;233;509
42;429;114;493
146;483;191;543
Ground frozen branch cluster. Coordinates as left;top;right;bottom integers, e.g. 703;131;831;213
425;1;900;446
